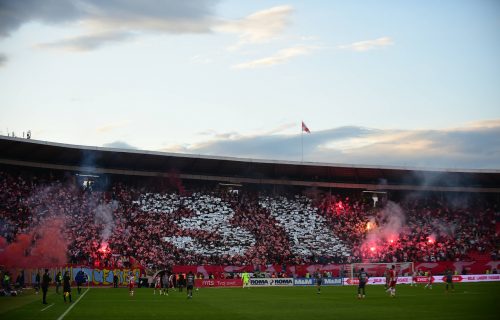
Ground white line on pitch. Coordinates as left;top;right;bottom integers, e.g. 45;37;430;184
40;303;54;311
56;288;89;320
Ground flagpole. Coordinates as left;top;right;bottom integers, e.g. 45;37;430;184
301;121;303;162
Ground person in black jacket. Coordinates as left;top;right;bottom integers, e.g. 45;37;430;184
35;271;41;294
75;269;85;294
41;269;51;304
63;271;72;303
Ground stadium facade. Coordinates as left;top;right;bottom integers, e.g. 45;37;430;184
1;136;499;193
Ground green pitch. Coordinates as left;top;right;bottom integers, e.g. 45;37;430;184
0;283;498;320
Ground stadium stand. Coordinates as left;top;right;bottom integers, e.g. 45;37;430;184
0;137;499;272
1;170;498;270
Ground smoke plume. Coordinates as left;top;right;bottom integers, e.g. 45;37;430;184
0;217;69;268
363;201;406;248
94;200;118;241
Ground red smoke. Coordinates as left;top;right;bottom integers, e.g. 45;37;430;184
169;170;186;196
0;217;69;268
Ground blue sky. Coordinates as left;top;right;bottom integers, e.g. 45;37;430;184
0;0;499;169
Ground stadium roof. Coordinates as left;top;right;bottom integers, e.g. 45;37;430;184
1;136;499;193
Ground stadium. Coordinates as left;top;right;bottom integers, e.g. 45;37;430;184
1;1;500;319
0;136;499;319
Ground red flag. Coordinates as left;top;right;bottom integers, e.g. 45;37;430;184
302;121;311;133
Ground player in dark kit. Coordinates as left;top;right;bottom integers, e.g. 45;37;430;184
41;269;51;305
314;269;322;294
63;271;72;303
186;271;195;299
357;268;369;299
161;272;169;296
35;271;41;295
178;273;185;292
445;269;454;293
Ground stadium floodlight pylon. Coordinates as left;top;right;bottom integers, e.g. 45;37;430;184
349;262;414;279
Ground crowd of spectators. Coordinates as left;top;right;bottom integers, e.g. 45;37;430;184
259;195;350;260
317;193;499;263
0;170;498;270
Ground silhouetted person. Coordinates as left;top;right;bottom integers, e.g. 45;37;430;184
63;271;72;303
2;272;11;291
55;271;62;294
178;273;185;292
35;271;41;294
41;269;51;304
113;274;119;288
76;269;85;294
20;270;25;288
186;271;195;299
15;274;22;290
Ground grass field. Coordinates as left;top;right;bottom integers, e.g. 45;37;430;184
0;282;498;320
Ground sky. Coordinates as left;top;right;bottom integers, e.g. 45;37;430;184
0;0;499;169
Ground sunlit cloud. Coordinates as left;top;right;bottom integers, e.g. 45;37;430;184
233;45;317;69
37;31;135;52
338;36;394;52
216;5;294;50
262;122;297;135
1;1;299;56
96;121;130;134
189;54;214;65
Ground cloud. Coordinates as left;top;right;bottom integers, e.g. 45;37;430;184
262;122;297;135
233;45;317;69
190;54;214;65
0;53;6;67
0;0;82;37
0;0;218;35
1;0;218;48
338;36;394;52
1;2;297;53
216;5;293;50
96;121;130;134
102;140;137;150
160;120;500;169
37;31;135;51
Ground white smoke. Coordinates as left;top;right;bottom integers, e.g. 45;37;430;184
431;220;457;237
94;200;118;241
364;201;406;244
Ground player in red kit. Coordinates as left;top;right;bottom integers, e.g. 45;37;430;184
424;270;433;289
411;269;418;287
153;275;161;295
388;265;397;297
128;272;135;297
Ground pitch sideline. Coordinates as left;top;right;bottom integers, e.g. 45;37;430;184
56;288;90;320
